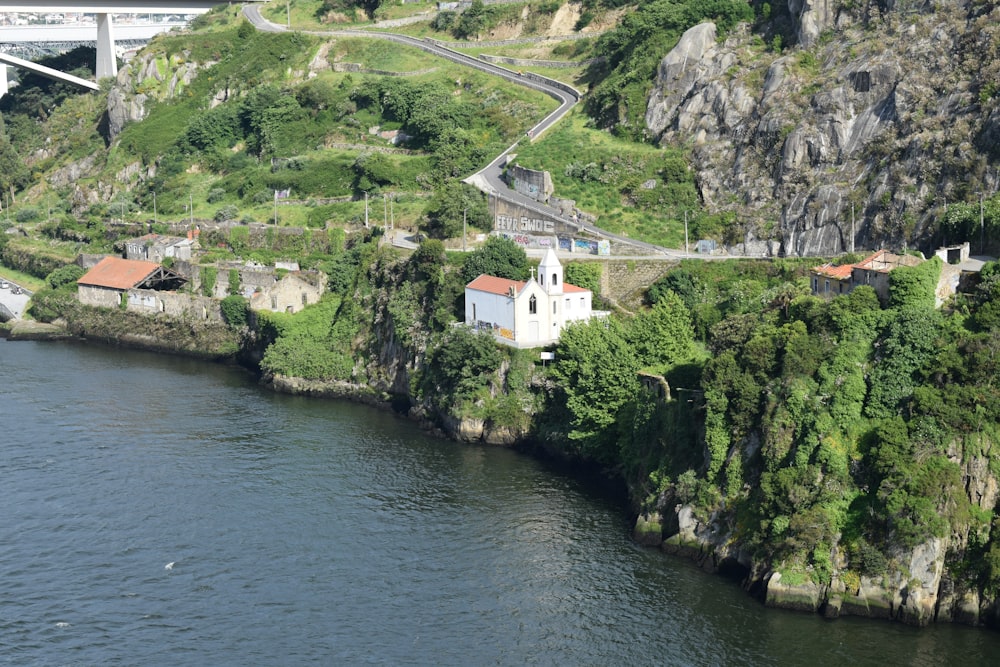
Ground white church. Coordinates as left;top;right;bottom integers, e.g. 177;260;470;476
464;248;597;348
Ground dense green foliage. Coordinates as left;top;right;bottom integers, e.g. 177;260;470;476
421;182;490;239
460;235;531;283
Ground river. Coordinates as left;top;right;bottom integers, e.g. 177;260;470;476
1;339;998;665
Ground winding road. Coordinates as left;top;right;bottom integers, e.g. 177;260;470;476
243;4;679;257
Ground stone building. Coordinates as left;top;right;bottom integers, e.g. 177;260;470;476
124;233;195;263
248;270;326;314
811;249;924;303
77;256;186;308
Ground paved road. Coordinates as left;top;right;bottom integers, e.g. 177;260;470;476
242;6;690;256
0;277;32;320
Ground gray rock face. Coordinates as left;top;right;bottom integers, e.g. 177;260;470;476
645;4;1000;256
789;0;838;47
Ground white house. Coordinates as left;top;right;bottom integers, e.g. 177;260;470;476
464;248;595;348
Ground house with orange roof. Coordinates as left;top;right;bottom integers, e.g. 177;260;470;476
77;256;186;309
464;248;596;348
810;260;856;298
811;250;926;303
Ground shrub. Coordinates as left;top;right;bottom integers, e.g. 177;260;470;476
15;207;39;223
228;268;241;295
207;188;226;203
220;294;249;329
46;264;86;289
201;266;217;296
214;205;239;222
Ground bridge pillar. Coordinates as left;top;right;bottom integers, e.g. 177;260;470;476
96;13;118;80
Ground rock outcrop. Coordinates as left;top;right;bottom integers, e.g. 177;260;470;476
645;3;1000;256
644;439;1000;628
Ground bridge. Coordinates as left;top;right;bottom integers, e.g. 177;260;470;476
0;0;228;90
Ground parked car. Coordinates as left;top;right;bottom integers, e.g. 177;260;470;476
0;281;9;289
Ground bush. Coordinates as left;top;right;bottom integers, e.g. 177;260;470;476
15;207;39;223
228;268;241;296
220;294;249;329
46;264;86;289
207;188;226;203
201;266;217;297
214;205;239;222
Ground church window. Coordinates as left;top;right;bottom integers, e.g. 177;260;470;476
529;295;537;314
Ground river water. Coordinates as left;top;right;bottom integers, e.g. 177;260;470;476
2;339;998;665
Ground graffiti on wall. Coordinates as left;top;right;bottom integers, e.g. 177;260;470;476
475;320;516;340
495;215;555;234
499;232;552;248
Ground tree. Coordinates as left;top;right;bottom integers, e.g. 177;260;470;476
460;235;530;283
627;290;695;368
420;326;503;410
564;262;602;295
888;257;941;310
46;264;86;290
422;181;489;240
0;130;29;201
550;317;640;462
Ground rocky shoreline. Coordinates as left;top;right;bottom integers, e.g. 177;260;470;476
634;506;1000;630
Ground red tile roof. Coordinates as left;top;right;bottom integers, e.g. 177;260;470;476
813;263;854;280
465;274;591;295
77;256;161;290
466;275;526;296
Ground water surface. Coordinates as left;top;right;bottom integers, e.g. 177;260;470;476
1;340;997;665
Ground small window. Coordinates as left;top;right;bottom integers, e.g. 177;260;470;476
472;303;477;321
565;298;571;310
553;301;557;314
825;280;830;293
552;273;558;286
529;295;537;314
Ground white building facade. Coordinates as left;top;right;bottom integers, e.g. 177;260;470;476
464;248;594;348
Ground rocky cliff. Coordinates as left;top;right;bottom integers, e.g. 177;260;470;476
637;434;1000;628
645;1;1000;256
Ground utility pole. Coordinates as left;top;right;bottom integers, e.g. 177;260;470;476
286;1;290;28
189;192;193;227
981;193;986;255
850;204;855;253
273;190;278;225
683;210;689;255
463;207;467;252
389;194;394;231
364;191;369;229
153;191;157;225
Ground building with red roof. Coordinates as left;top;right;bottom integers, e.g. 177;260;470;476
811;250;925;303
77;256;186;309
465;248;595;348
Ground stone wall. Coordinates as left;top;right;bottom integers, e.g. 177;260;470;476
126;288;224;323
478;54;604;69
602;259;676;305
506;164;553;202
